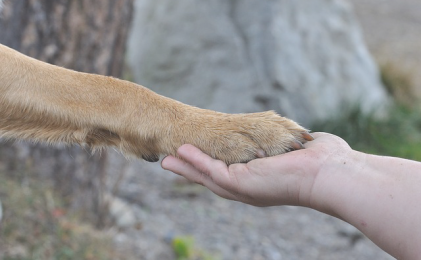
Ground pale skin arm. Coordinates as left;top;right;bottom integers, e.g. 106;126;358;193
162;132;421;260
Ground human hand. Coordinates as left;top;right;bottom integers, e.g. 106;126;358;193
161;132;352;207
162;132;421;259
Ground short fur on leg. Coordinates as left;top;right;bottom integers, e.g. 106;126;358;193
0;44;310;165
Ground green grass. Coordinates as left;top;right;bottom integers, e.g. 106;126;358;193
312;106;421;161
0;172;125;260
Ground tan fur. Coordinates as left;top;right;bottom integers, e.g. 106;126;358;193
0;44;308;164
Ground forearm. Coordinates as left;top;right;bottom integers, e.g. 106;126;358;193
314;151;421;259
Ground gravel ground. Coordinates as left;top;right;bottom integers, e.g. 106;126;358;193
108;1;421;259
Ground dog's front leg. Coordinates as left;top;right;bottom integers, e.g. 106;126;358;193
0;44;312;164
0;44;174;158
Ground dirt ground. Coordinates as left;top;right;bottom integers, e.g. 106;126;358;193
112;1;421;259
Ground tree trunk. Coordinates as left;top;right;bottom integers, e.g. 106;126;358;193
0;0;134;227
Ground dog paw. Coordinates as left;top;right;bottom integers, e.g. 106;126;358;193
168;110;313;165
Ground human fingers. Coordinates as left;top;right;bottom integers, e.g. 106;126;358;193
175;144;229;177
177;145;253;195
173;147;265;205
161;151;238;200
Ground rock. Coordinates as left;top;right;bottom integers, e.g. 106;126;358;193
106;194;142;230
127;0;389;126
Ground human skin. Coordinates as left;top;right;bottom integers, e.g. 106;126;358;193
161;132;421;259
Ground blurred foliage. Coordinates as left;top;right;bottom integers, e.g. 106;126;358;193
0;172;125;260
172;236;194;260
312;106;421;161
172;235;219;260
313;62;421;161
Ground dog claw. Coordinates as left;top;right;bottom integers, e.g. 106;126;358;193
302;132;314;141
291;140;305;150
256;149;267;158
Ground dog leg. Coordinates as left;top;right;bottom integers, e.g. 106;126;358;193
0;44;311;164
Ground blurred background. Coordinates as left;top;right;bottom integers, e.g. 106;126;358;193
0;0;419;259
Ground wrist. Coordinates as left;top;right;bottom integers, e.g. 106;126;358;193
308;147;368;218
